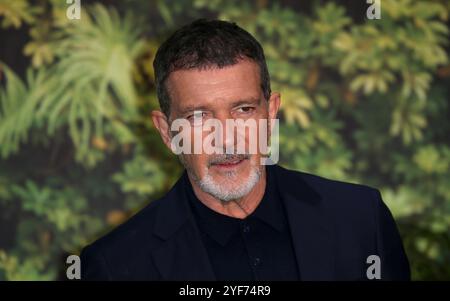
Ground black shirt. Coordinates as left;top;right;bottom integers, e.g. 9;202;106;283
185;166;300;281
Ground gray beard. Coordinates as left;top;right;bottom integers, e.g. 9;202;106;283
179;155;262;202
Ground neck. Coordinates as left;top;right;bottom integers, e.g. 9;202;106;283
187;168;267;219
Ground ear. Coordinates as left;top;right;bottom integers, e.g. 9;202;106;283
151;110;172;150
268;92;281;121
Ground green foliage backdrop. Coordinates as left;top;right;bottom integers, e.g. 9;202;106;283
0;0;449;280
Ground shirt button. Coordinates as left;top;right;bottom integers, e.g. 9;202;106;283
253;257;261;267
242;224;250;233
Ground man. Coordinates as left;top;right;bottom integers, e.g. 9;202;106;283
81;19;410;280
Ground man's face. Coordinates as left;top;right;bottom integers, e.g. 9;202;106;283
154;59;279;202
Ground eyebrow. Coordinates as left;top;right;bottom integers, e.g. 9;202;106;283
178;97;261;115
178;105;209;116
231;97;261;107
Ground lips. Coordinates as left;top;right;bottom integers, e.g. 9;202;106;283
216;158;242;165
212;158;246;169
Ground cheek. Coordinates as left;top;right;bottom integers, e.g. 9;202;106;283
246;117;270;157
186;153;209;171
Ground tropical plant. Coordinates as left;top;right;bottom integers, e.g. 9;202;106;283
0;0;449;280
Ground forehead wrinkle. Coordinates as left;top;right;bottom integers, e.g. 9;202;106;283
167;60;262;117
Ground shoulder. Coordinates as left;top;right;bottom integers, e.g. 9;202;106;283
273;165;410;280
79;170;191;280
80;197;165;269
272;164;382;220
274;164;379;198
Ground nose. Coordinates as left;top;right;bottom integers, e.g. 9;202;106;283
214;112;236;154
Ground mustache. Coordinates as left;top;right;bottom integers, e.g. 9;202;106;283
208;153;250;166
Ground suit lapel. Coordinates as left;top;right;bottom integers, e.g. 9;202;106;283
151;223;216;280
273;165;336;280
151;170;215;280
151;165;336;281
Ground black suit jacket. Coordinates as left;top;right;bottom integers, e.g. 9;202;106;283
80;164;410;280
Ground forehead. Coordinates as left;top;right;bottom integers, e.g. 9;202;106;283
166;60;262;112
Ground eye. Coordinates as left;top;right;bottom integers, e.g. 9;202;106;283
236;106;255;114
186;111;206;125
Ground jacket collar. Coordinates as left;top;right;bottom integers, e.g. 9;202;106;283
272;165;336;280
151;164;335;280
152;170;216;280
